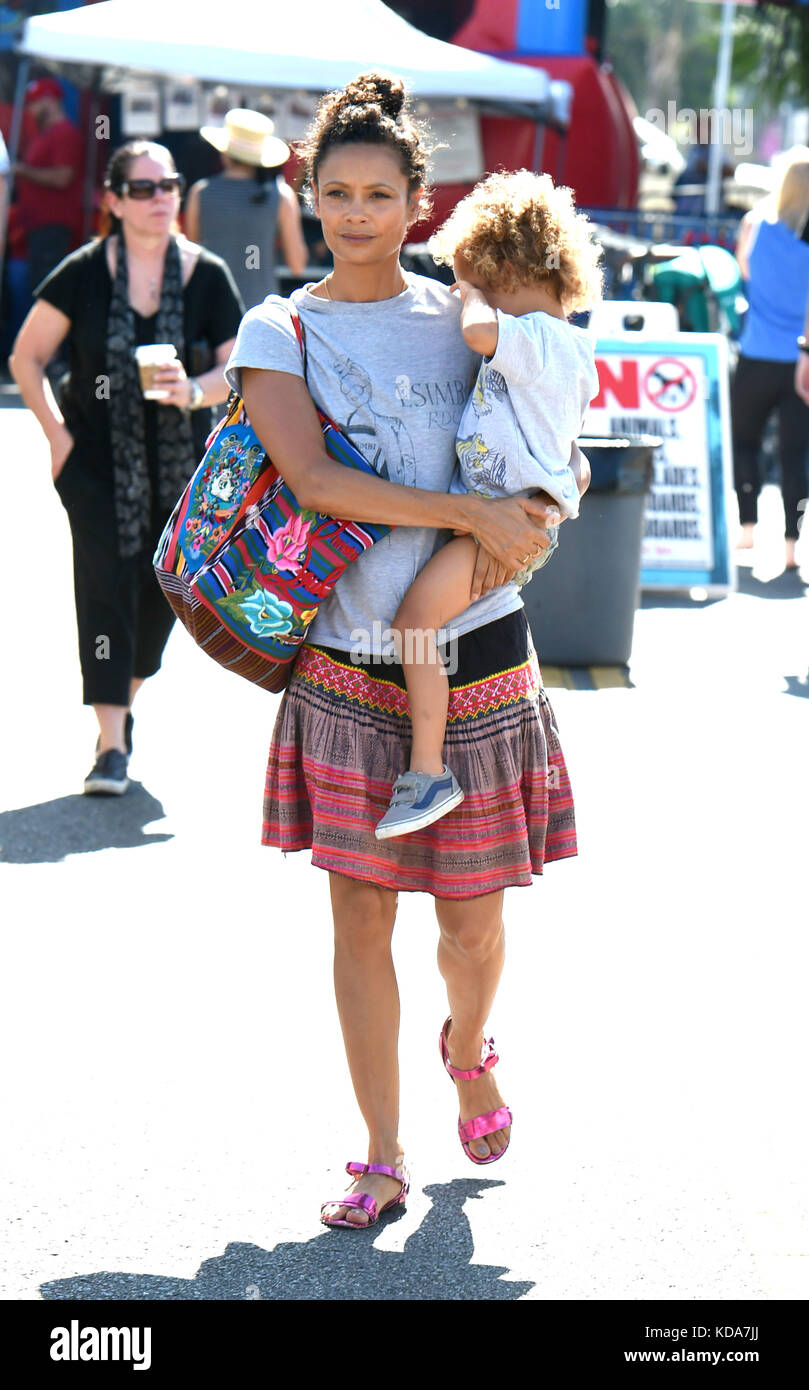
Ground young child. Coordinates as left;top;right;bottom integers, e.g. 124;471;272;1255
375;169;603;840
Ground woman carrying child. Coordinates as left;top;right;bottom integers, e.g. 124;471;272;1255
224;72;602;1228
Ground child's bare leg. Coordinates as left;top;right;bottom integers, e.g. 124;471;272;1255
390;537;478;775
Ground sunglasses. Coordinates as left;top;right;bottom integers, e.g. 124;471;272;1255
116;175;185;200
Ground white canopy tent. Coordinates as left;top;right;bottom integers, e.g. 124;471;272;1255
17;0;565;121
1;0;572;283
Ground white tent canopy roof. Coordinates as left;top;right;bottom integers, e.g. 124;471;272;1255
20;0;563;119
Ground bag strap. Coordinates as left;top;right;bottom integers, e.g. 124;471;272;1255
222;302;306;418
289;304;306;375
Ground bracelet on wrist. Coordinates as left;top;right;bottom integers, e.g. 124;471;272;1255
187;378;205;410
798;336;809;356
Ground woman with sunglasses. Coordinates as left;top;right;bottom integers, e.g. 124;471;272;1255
10;141;245;793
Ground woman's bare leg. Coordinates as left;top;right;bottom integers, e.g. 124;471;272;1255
390;537;478;775
92;704;128;754
93;678;142;756
322;873;406;1225
434;890;511;1161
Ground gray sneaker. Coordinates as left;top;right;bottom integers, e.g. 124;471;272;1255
83;748;130;796
375;765;464;840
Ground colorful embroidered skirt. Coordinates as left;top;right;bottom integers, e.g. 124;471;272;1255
262;608;577;898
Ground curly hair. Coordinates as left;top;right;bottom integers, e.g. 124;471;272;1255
430;169;604;314
297;70;433;220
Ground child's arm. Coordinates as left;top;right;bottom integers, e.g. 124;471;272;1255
569;439;591;499
453;279;499;358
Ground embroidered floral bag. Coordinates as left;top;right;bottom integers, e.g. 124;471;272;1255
153;307;391;693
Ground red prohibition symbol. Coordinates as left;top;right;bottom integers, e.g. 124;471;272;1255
643;358;698;412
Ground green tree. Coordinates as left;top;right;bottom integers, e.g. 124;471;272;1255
732;4;809;105
606;0;809;113
604;0;723;118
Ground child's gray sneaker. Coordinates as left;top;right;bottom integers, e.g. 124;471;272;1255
375;765;464;840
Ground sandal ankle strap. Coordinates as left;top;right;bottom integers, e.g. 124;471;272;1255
345;1160;406;1182
440;1017;499;1081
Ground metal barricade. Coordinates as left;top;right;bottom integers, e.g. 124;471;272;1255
582;207;743;252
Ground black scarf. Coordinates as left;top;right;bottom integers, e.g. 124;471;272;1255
106;233;198;558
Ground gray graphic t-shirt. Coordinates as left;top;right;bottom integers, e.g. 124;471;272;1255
224;275;524;654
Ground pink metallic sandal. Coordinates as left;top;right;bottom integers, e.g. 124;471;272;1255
320;1160;410;1230
439;1016;512;1165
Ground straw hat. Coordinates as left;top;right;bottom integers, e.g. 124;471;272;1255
200;108;290;168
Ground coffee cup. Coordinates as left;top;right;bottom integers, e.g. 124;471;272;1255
135;344;177;399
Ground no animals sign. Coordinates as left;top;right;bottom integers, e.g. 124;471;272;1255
585;334;735;593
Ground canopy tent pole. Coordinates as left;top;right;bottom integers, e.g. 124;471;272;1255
81;75;102;244
532;121;546;175
706;0;736;216
0;55;31;293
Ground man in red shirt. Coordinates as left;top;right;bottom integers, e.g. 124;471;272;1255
13;77;84;296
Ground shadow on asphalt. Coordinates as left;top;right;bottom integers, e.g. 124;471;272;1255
639;567;808;607
0;782;173;863
783;673;809;699
39;1178;533;1301
735;567;808;601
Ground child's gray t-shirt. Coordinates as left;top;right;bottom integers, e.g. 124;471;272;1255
224;275;524;654
450;308;599;518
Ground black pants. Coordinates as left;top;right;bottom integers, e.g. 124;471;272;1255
62;497;176;707
731;354;809;538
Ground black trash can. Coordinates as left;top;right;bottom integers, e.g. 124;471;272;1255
521;434;661;667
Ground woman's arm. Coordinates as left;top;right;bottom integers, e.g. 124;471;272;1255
796;289;809;404
277;181;308;278
735;209;755;281
207;338;237;397
241;366;559;593
152;336;237;409
9;300;75;477
184;181;203;245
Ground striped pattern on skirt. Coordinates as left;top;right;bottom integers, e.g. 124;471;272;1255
262;608;577;898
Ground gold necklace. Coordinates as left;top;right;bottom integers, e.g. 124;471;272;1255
322;271;408;302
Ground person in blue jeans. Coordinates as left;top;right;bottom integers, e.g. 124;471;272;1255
733;151;809;571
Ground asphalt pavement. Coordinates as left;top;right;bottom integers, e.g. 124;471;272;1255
1;399;808;1301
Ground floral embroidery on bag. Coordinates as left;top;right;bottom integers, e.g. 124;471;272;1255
240;588;294;637
265;514;312;574
183;430;264;558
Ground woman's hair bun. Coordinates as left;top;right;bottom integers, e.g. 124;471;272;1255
342;71;405;120
299;68;432;216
